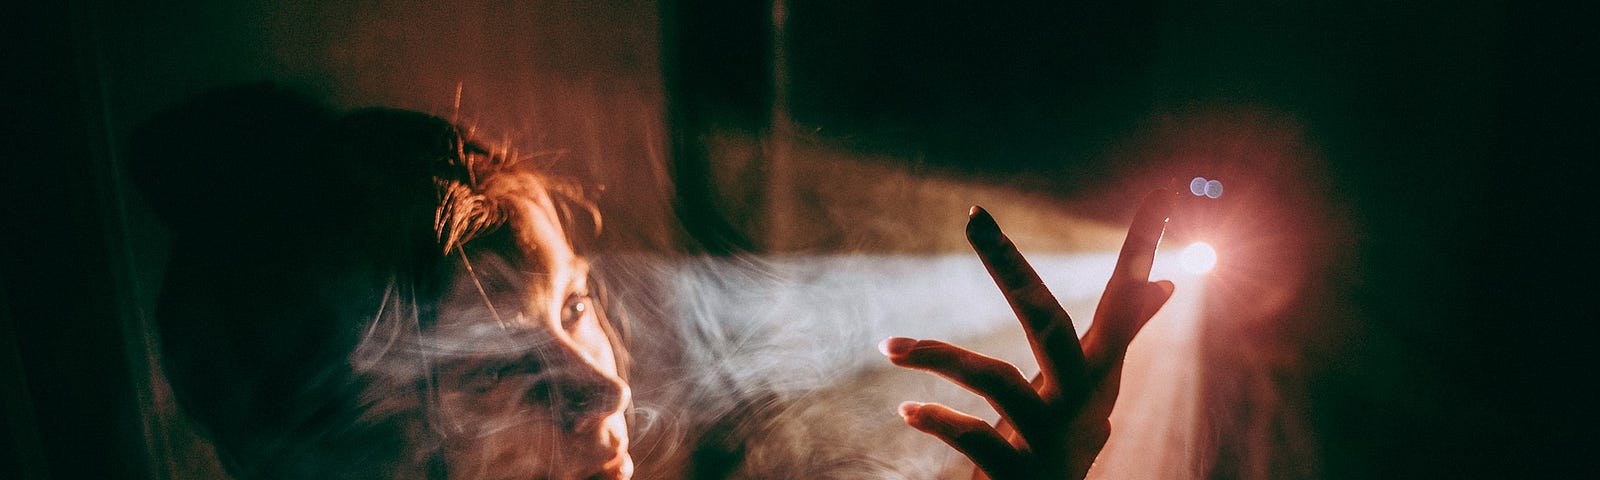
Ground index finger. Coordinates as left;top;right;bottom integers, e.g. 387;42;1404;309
966;206;1086;397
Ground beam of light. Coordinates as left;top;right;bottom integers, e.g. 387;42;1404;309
610;248;1210;478
1096;262;1207;479
617;249;1205;389
1180;242;1218;274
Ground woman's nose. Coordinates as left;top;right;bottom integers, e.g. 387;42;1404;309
530;367;626;432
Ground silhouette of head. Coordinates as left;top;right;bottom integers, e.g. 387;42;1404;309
131;84;630;479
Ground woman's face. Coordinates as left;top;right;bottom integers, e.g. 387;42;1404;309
423;208;631;480
353;180;631;480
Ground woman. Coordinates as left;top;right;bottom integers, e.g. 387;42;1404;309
131;84;1173;479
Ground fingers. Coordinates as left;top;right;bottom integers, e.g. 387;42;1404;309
1083;190;1173;370
966;206;1087;397
1110;190;1173;293
881;337;1051;444
1142;280;1176;321
1081;280;1175;422
900;401;1030;480
1082;279;1176;390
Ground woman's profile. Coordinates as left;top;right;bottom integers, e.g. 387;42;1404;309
131;84;1173;480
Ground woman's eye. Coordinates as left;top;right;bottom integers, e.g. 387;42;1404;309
561;293;591;330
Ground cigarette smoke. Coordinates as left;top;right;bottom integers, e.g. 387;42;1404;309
597;244;1210;479
114;3;1333;475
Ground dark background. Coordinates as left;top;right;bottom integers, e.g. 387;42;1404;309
4;0;1595;478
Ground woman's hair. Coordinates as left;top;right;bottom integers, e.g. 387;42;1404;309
130;84;620;479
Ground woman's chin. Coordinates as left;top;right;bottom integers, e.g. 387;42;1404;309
579;453;633;480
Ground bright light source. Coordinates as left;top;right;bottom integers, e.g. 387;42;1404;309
1180;242;1217;274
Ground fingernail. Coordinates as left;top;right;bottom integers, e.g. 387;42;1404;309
966;206;1000;242
897;401;923;419
881;337;917;356
878;337;916;356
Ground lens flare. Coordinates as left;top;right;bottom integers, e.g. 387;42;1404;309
1180;242;1217;274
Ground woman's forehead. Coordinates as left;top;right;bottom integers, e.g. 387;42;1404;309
458;218;584;286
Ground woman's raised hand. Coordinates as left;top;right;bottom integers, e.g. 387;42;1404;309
883;190;1175;479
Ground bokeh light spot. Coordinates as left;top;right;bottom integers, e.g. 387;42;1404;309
1204;179;1224;199
1189;177;1208;196
1180;242;1217;274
